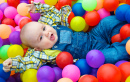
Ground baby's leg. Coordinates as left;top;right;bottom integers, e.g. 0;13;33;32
101;37;130;64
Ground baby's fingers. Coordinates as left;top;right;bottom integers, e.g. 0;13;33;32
26;4;33;7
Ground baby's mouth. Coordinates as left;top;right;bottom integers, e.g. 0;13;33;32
50;34;55;41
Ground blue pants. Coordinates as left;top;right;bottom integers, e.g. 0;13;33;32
65;16;130;64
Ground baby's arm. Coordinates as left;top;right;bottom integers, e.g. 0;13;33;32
3;58;12;72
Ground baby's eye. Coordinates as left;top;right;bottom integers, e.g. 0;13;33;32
40;36;42;40
43;26;46;31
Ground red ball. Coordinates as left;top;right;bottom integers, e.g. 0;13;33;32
55;3;60;10
2;18;16;27
56;51;73;69
23;48;28;57
118;62;130;82
126;0;130;5
120;24;130;40
7;0;20;8
58;0;72;9
68;12;75;25
78;75;99;82
97;64;122;82
103;0;119;11
29;0;34;4
111;34;123;43
19;18;32;29
85;11;100;26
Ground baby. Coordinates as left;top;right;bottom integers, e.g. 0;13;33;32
3;2;130;73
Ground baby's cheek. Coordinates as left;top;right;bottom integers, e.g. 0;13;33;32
44;41;54;48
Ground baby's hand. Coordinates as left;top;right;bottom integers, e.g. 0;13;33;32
3;58;12;72
26;1;36;13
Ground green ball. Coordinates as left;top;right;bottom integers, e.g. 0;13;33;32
82;0;97;11
0;45;10;60
70;16;86;32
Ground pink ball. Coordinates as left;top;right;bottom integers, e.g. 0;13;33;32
34;0;45;4
97;8;110;20
0;10;3;20
62;64;80;82
4;6;18;19
14;14;23;25
15;26;21;31
8;25;15;32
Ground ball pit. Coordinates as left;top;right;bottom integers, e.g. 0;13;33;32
0;45;10;60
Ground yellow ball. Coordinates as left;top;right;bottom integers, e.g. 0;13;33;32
0;59;4;64
70;16;86;32
22;69;38;82
7;45;24;57
44;0;58;6
125;76;130;82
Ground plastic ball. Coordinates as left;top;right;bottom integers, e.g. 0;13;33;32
4;6;18;19
7;0;20;8
57;78;73;82
95;0;103;10
120;24;130;40
7;44;24;57
97;64;121;82
0;10;3;20
6;76;16;82
97;8;110;20
10;70;15;76
29;0;34;4
78;75;98;82
82;0;97;11
70;16;86;32
0;3;9;13
0;77;5;82
126;0;130;5
85;11;100;26
58;0;72;9
72;3;85;16
126;40;130;55
0;45;10;60
20;0;29;4
111;34;122;43
118;62;130;82
115;4;130;21
75;59;92;75
30;13;40;21
53;67;62;82
37;66;55;81
19;17;32;29
14;14;23;25
22;69;38;82
56;51;73;69
0;24;11;39
0;59;4;64
13;73;22;82
115;60;128;67
82;24;89;32
103;0;119;11
34;0;45;4
86;50;105;68
9;31;22;45
2;18;16;27
2;38;10;45
44;0;57;6
125;9;130;23
38;79;51;82
0;37;3;48
0;64;11;80
17;3;29;16
15;26;21;31
68;12;75;24
126;76;130;82
62;64;80;82
55;3;60;10
90;68;98;77
8;25;15;32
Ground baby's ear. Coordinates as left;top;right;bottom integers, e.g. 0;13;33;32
34;47;42;51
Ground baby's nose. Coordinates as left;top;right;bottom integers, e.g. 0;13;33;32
44;32;49;37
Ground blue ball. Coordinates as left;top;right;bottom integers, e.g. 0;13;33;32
0;64;11;80
125;9;130;23
75;59;92;75
115;4;130;21
72;3;86;16
0;77;5;82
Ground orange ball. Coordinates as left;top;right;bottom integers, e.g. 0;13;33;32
17;3;29;16
126;40;130;55
126;0;130;5
85;11;100;26
10;70;15;76
103;0;119;11
111;34;122;43
118;62;130;82
0;24;11;39
95;0;104;10
19;18;32;29
78;75;99;82
97;64;122;82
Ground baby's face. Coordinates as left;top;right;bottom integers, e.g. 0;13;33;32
25;22;58;50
